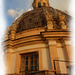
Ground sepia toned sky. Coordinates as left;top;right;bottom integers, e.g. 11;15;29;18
4;0;70;27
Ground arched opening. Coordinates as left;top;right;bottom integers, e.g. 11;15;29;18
41;16;47;26
43;2;46;7
38;2;41;8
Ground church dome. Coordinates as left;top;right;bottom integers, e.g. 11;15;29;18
7;0;71;34
12;6;70;33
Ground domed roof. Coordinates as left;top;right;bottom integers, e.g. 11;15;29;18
12;6;70;33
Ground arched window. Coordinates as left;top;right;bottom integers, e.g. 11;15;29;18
38;2;41;8
43;2;46;7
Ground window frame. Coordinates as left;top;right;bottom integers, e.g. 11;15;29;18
20;52;39;74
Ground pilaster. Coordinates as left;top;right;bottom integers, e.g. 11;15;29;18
39;49;43;70
48;40;58;70
5;52;13;74
56;40;68;74
63;39;72;61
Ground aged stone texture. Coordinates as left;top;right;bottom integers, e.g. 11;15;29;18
7;6;71;34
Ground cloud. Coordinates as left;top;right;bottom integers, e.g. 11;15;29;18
7;9;18;18
27;8;33;11
7;9;24;19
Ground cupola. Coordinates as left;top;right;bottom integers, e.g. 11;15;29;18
32;0;49;9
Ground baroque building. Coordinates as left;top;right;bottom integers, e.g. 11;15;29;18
4;0;72;75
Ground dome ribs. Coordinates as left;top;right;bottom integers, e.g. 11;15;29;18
12;7;71;33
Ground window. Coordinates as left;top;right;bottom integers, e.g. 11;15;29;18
20;52;39;75
38;2;41;8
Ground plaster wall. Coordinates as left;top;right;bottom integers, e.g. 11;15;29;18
14;43;48;52
42;48;51;70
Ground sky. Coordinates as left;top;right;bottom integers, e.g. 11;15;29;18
4;0;70;28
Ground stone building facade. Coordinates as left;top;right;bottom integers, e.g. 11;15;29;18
3;0;72;75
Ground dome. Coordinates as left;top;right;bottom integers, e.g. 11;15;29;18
12;6;71;33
